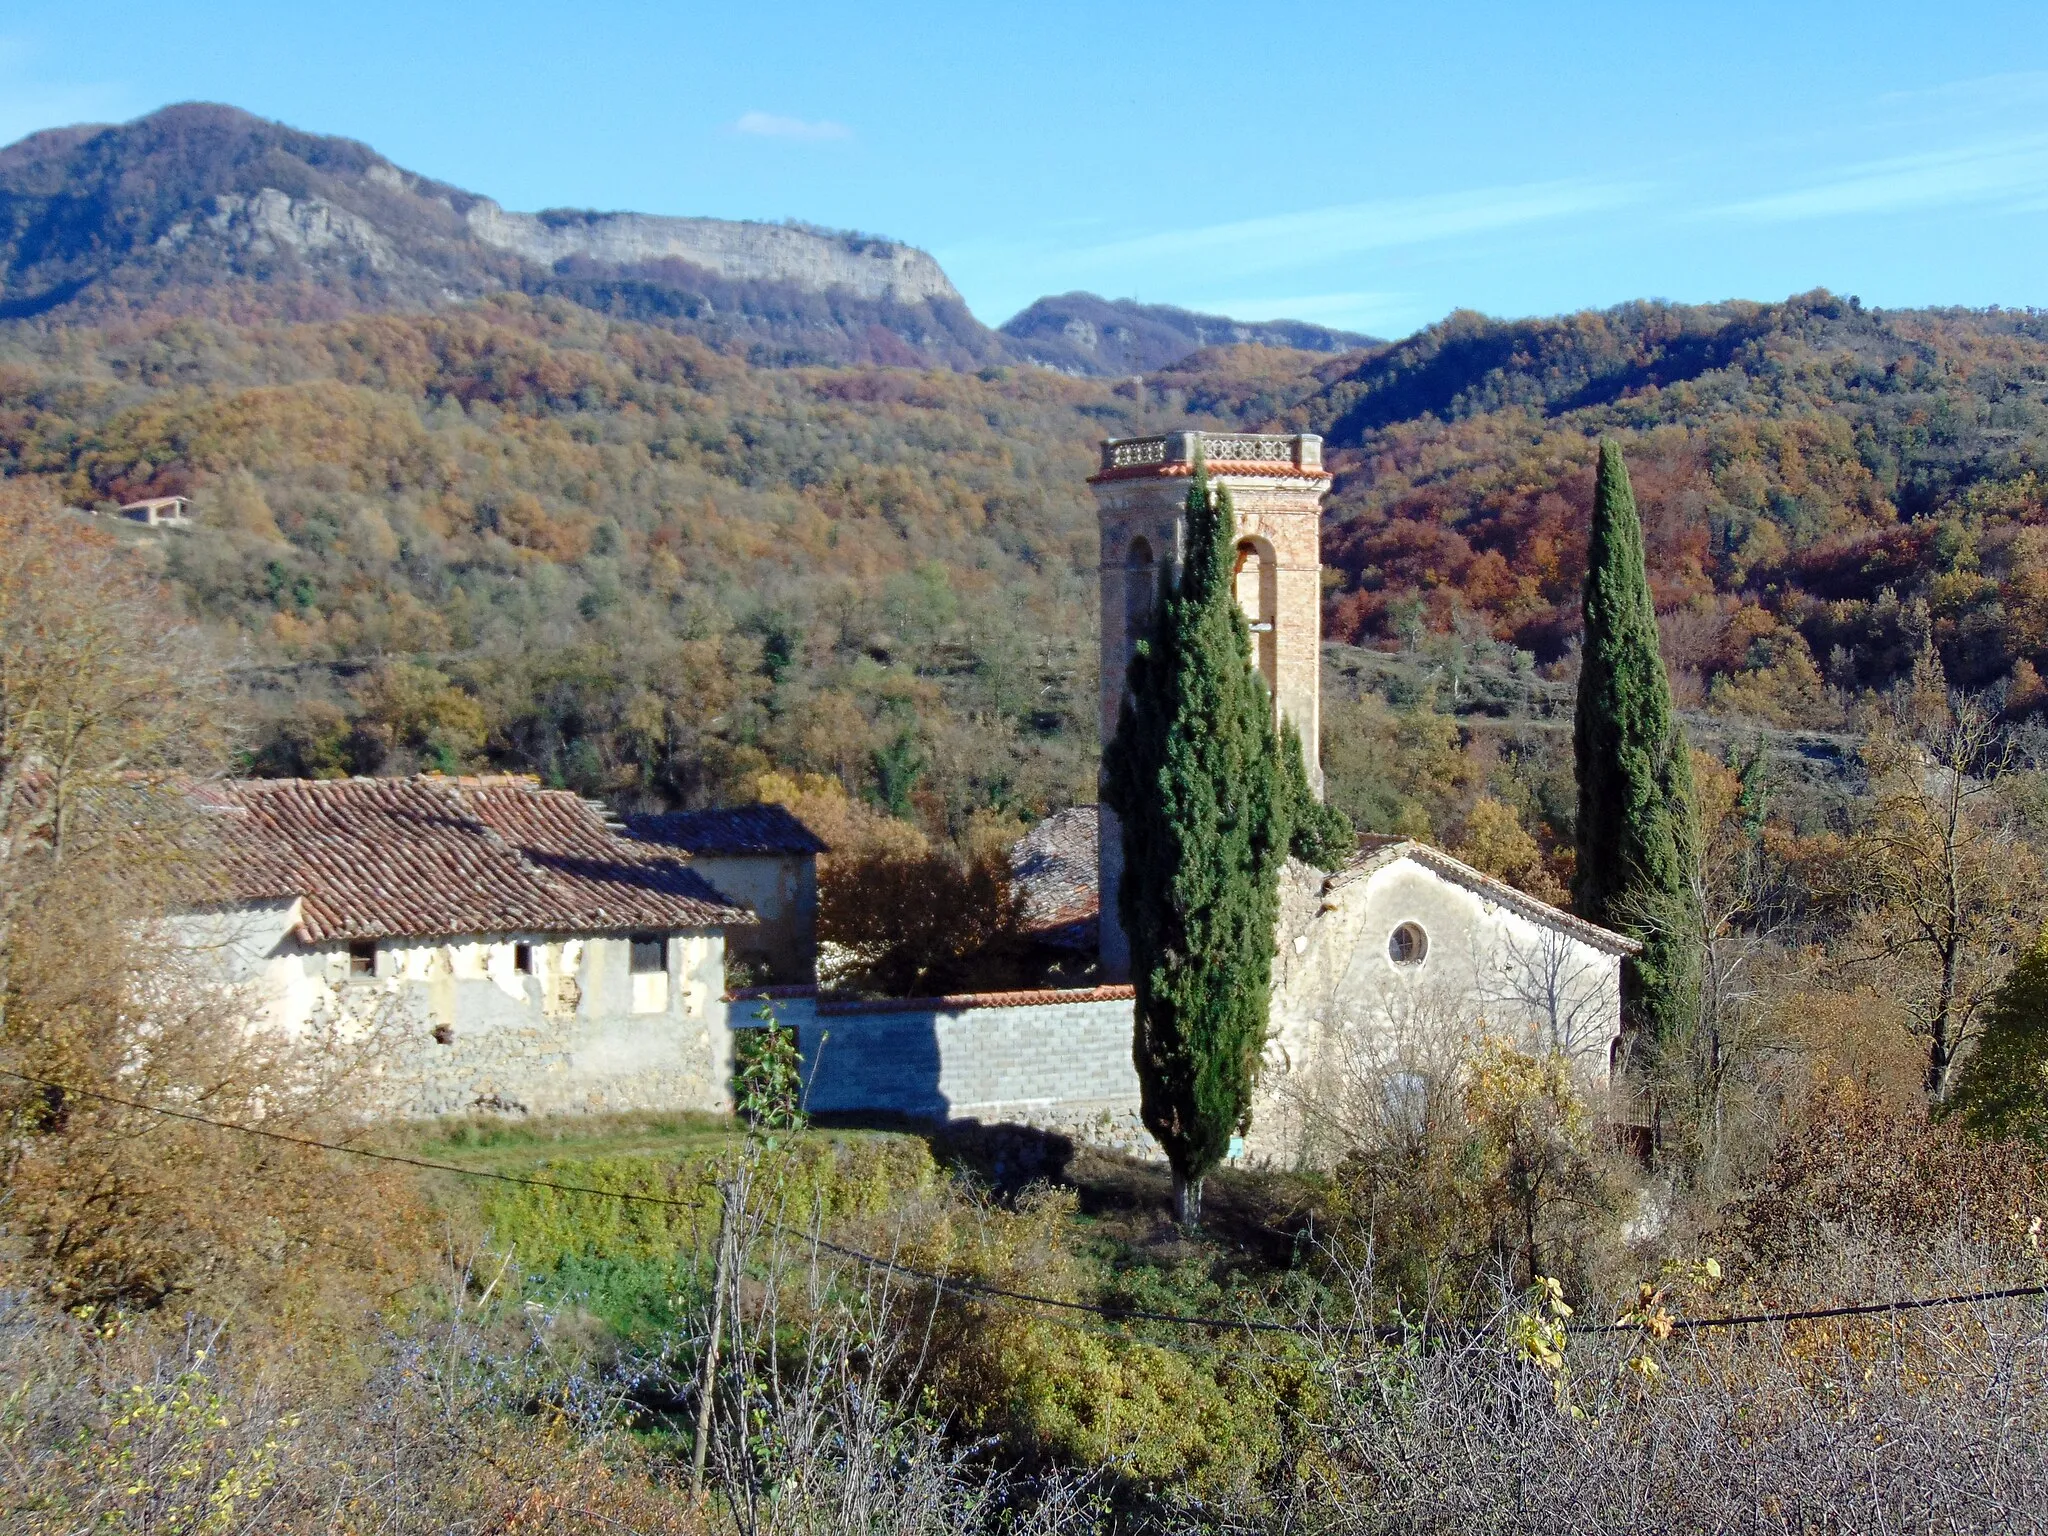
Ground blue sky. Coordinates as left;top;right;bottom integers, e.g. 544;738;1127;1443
8;1;2048;337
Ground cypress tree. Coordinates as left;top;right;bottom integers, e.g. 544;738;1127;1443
1573;439;1700;1044
1946;925;2048;1147
1104;458;1349;1223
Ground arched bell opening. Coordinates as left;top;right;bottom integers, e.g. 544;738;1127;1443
1233;537;1279;705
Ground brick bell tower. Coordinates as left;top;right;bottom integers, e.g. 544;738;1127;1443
1089;430;1332;980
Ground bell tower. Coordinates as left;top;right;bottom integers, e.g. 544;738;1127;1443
1089;431;1331;980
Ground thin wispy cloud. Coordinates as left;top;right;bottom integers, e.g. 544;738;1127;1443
1872;70;2048;118
1061;179;1644;282
1183;291;1411;333
0;36;131;145
731;110;850;143
1709;135;2048;223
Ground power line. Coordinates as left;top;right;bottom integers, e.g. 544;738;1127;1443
0;1067;1323;1337
1566;1283;2048;1334
5;1065;2046;1341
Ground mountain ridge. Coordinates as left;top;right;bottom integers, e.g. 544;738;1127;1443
0;103;1365;376
999;291;1375;375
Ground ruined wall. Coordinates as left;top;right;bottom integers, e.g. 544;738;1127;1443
192;903;734;1118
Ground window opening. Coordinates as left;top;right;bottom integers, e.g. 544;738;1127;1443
348;940;377;977
514;942;534;975
1233;539;1279;702
1388;922;1428;966
630;935;667;973
1124;536;1156;641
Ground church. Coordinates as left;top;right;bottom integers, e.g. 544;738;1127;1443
781;430;1637;1162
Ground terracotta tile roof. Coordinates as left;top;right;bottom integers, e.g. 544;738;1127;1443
197;774;753;944
1330;836;1642;956
818;984;1134;1016
1087;460;1332;485
626;803;828;856
1009;807;1099;949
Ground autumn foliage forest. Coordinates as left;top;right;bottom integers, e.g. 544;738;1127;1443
3;289;2048;869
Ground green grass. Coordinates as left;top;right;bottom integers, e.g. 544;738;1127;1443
401;1110;747;1172
393;1114;939;1341
390;1112;1323;1353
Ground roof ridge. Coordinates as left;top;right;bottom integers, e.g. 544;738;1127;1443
1327;836;1641;956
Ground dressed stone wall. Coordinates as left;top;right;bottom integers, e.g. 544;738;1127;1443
735;988;1156;1156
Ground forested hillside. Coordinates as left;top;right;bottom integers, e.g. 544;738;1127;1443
0;104;1003;368
999;292;1373;375
1291;293;2048;724
0;301;1281;830
7;287;2048;860
13;102;2048;1536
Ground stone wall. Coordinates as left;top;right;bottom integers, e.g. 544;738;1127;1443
187;902;734;1119
740;848;1626;1173
734;987;1155;1156
689;852;817;984
1260;855;1625;1165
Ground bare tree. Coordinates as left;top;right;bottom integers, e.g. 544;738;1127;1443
1479;924;1618;1063
1830;653;2041;1100
0;501;226;1017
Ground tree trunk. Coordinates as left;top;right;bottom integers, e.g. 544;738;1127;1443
1928;935;1965;1100
1171;1168;1203;1226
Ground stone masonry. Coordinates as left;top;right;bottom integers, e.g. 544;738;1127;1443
738;988;1156;1156
1089;431;1330;978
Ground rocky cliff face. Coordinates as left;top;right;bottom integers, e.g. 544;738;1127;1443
0;103;1374;376
465;204;959;305
0;103;504;320
0;103;982;363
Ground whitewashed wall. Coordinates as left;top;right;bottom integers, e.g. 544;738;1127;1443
182;901;734;1118
1259;856;1624;1164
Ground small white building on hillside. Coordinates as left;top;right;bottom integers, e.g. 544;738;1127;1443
117;495;193;527
190;774;757;1118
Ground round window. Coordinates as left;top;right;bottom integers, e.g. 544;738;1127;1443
1388;922;1428;966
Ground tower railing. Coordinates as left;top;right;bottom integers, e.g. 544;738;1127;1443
1096;431;1323;475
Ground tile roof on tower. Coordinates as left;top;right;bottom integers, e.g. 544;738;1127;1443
196;774;753;943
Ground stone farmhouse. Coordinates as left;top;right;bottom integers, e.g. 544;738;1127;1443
189;775;789;1118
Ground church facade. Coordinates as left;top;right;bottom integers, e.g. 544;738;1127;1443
757;430;1637;1164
